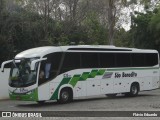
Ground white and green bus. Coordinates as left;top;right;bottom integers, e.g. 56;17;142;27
1;45;160;104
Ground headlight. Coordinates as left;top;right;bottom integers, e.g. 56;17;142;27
26;90;33;95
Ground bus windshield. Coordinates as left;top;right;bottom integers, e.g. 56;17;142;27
9;57;39;87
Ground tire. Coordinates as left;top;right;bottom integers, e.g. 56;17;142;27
127;83;139;97
106;94;117;98
57;88;73;104
37;101;45;104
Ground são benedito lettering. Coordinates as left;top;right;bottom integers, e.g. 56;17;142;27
122;72;137;77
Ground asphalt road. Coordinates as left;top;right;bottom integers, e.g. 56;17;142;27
1;89;160;119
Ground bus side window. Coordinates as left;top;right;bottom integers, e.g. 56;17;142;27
38;62;46;85
45;63;51;79
39;70;45;79
44;52;62;79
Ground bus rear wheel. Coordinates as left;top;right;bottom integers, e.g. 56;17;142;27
57;88;73;104
126;83;139;97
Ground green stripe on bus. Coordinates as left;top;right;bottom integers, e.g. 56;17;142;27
69;75;81;87
50;69;106;100
79;72;90;81
88;70;98;78
51;77;71;100
97;69;105;75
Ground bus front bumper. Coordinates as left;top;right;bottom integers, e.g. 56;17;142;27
9;89;38;101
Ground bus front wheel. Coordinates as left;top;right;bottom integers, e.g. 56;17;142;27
57;88;73;104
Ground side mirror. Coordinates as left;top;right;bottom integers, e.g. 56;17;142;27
31;58;47;71
1;60;13;72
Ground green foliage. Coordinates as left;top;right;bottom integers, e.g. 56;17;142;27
129;6;160;52
0;35;14;62
83;12;108;45
130;11;154;49
114;28;133;47
1;0;160;64
149;7;160;50
0;3;109;63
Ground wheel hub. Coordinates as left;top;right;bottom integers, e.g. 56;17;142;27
62;92;69;101
132;86;137;94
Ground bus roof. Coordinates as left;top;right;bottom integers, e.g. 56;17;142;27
15;45;158;59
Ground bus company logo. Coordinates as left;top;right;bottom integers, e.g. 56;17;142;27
20;88;28;93
63;73;71;78
115;72;137;78
2;112;11;117
102;72;113;79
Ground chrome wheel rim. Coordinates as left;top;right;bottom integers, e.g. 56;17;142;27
61;91;69;101
131;86;137;94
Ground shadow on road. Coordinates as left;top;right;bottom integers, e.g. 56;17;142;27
73;93;156;102
16;93;156;108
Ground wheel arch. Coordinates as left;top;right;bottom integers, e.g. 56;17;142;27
131;81;140;91
58;84;73;99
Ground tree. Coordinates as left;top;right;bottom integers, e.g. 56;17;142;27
83;12;108;44
114;28;132;47
129;7;160;51
107;0;116;45
106;0;129;45
149;7;160;51
15;0;61;45
131;11;154;48
0;0;15;63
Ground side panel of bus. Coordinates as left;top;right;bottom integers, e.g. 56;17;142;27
38;51;159;101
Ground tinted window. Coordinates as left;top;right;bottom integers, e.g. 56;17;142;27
116;53;131;67
131;53;145;67
61;52;81;73
81;53;99;68
44;52;158;78
145;53;158;66
99;53;115;68
39;52;62;85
